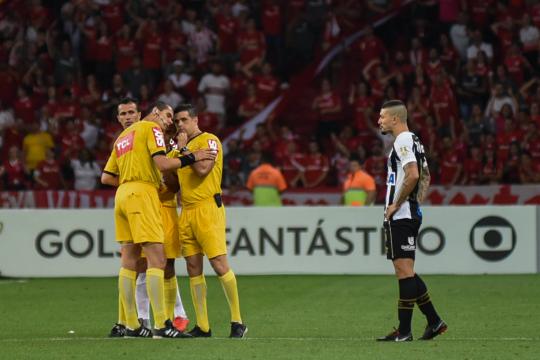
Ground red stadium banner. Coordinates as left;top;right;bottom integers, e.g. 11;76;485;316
0;185;539;208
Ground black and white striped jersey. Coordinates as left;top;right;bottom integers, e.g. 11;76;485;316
385;131;428;220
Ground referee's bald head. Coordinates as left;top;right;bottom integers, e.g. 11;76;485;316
381;100;407;123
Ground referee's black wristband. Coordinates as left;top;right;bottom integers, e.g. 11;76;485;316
178;153;196;168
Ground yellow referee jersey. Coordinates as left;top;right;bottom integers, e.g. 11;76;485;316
104;120;167;188
177;132;223;207
159;148;180;207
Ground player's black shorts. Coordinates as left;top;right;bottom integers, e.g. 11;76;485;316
383;218;421;260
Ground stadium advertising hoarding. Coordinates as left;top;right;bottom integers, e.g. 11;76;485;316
0;207;537;277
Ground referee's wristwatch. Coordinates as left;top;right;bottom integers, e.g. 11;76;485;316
179;146;189;154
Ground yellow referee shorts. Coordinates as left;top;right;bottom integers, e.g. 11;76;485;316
161;205;181;258
179;197;227;259
114;182;164;244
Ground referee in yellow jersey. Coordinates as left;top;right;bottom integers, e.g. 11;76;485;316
174;104;247;338
101;100;216;338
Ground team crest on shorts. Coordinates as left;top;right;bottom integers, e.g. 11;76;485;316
401;237;415;251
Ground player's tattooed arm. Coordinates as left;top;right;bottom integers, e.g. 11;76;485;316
393;162;420;207
417;165;431;204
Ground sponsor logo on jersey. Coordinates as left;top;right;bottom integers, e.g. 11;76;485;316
387;172;396;185
152;127;165;147
208;139;218;151
399;146;410;158
115;131;135;157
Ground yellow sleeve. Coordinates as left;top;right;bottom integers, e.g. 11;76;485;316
103;148;119;175
146;124;167;157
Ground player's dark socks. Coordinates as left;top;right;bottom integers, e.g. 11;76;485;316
397;277;417;334
414;274;441;326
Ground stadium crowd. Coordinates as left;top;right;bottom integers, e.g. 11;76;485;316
0;0;540;196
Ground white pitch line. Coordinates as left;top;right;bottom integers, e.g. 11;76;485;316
0;280;28;285
0;336;538;343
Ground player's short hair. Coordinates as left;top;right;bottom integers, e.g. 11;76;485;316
175;103;198;118
117;98;139;113
152;101;173;112
381;99;407;123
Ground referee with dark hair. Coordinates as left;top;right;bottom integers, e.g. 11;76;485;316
376;100;447;342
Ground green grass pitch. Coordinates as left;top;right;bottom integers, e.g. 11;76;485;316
1;275;539;359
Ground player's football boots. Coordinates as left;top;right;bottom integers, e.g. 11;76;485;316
153;319;192;338
108;323;126;338
173;316;190;332
187;325;212;338
419;319;448;340
125;325;153;338
376;327;413;342
229;322;248;338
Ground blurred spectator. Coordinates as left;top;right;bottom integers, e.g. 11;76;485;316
102;74;131;117
466;104;491;146
246;152;287;206
188;19;217;67
519;14;540;68
519;152;540;183
461;146;483;185
195;97;220;134
168;60;196;100
456;59;487;119
303;140;329;188
71;148;102;190
80;74;102;109
0;100;15;131
138;84;152;114
158;80;183;110
342;155;375;206
229;61;249;110
238;18;266;73
480;148;502;184
502;142;521;183
504;44;532;87
254;62;279;105
198;62;230;127
33;148;63;190
222;138;244;189
241;139;262;183
215;3;239;58
279;141;305;188
484;83;518;122
349;81;375;138
54;89;80;122
238;83;264;123
22;122;54;171
466;30;493;61
312;78;342;141
13;87;35;125
79;107;99;149
165;21;187;64
94;21;114;89
136;19;163;86
0;145;29;190
438;136;462;186
431;73;457;138
123;57;151;99
285;14;315;77
59;120;85;161
261;0;283;69
115;24;136;74
48;37;79;87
